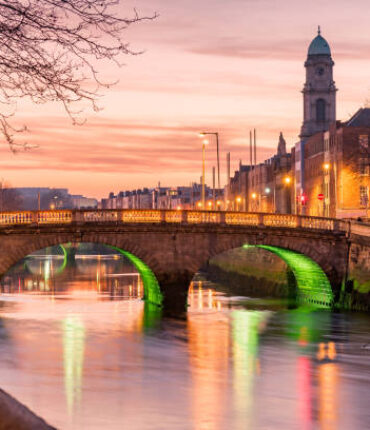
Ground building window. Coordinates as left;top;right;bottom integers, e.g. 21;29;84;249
359;158;369;175
359;135;369;150
360;186;369;207
316;99;326;122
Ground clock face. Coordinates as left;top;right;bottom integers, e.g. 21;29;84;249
316;67;325;76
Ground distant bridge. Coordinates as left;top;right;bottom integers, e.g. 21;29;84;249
0;209;369;311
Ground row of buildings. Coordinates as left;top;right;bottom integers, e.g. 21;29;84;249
99;29;369;219
99;184;223;210
227;29;370;219
0;187;97;211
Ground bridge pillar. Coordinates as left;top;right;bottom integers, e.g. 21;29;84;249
157;272;192;316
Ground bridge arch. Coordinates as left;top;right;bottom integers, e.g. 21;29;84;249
193;235;337;308
0;237;163;307
201;232;342;293
243;245;333;307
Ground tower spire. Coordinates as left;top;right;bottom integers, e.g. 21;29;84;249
318;25;321;35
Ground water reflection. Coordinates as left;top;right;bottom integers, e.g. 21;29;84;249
63;315;85;417
231;310;267;429
0;250;368;429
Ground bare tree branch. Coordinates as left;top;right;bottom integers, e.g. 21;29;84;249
0;0;157;151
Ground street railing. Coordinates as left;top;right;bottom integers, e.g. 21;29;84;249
0;209;368;236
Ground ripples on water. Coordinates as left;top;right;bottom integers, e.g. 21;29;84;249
0;251;369;429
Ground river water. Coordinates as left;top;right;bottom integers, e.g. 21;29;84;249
0;250;369;429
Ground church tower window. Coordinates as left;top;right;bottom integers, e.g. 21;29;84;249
316;99;326;122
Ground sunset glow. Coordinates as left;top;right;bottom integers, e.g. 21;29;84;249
1;0;370;198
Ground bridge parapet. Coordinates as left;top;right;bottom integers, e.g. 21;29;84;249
0;209;364;236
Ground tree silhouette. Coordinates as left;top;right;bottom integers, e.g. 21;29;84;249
0;0;156;151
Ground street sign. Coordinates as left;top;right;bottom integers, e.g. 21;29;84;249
318;193;324;201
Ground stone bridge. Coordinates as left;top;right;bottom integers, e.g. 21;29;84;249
0;209;369;311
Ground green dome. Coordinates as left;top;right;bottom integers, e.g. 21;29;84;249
308;30;331;56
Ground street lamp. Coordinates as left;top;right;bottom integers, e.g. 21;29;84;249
236;196;242;211
251;192;257;212
284;176;292;185
199;132;221;192
201;139;209;208
322;163;330;217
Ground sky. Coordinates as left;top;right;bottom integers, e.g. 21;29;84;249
1;0;370;198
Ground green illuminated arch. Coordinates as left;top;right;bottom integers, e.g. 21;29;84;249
55;244;68;275
110;246;163;307
243;244;333;307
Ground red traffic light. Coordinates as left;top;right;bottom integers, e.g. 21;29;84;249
317;193;324;201
298;194;307;205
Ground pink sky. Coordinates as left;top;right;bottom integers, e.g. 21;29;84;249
1;0;370;198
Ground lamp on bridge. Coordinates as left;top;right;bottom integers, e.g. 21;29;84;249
199;138;209;209
251;192;257;212
236;196;242;211
199;131;221;192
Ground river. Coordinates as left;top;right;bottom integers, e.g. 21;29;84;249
0;248;369;429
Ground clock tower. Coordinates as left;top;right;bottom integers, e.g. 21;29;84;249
300;27;337;138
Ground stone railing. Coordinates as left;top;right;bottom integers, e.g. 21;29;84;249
0;209;359;235
348;221;370;237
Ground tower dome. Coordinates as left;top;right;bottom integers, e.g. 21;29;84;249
308;26;331;56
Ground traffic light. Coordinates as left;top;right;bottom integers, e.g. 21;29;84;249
299;194;307;205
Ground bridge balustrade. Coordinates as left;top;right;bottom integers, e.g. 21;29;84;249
83;211;119;222
121;210;162;223
263;214;297;228
37;211;72;224
349;221;370;236
0;212;34;225
187;211;221;224
225;213;259;226
300;217;334;230
164;211;183;223
1;210;368;238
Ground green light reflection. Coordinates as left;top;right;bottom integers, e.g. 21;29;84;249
232;310;269;427
111;247;163;307
243;244;333;308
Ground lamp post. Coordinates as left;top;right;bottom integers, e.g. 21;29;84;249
251;192;257;212
264;187;271;212
323;163;330;217
199;132;220;193
201;139;209;208
283;176;292;214
236;196;242;211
